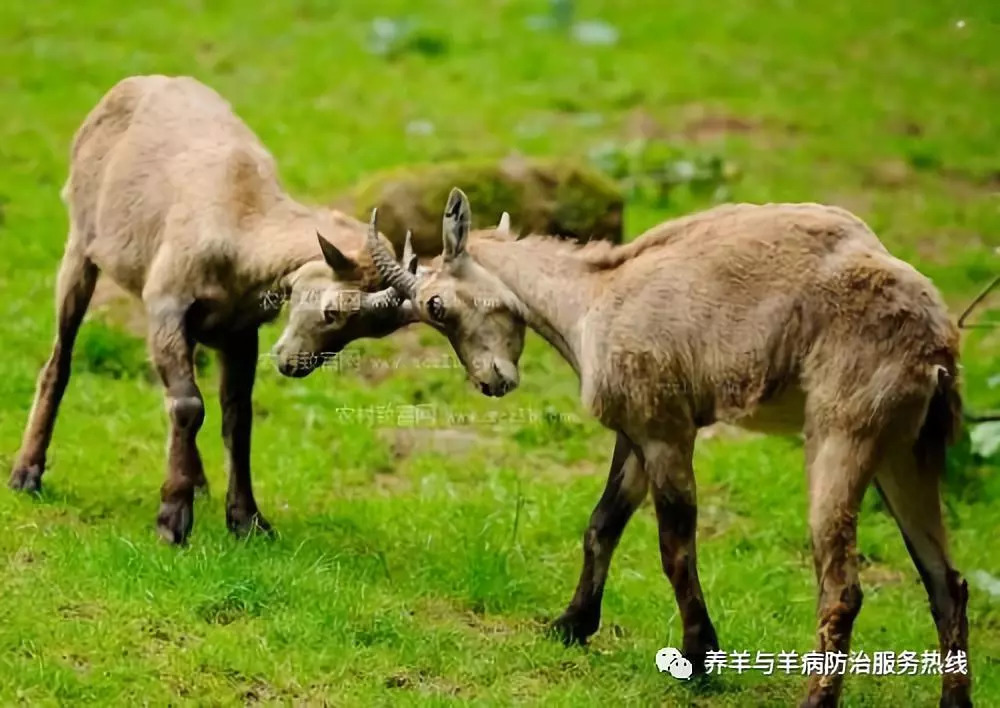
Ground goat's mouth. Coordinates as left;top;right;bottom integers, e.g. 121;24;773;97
275;348;342;378
470;360;519;398
476;376;517;398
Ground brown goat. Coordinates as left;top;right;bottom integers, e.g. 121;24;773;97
366;189;972;707
9;75;412;544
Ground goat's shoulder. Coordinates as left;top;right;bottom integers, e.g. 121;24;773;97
70;76;170;160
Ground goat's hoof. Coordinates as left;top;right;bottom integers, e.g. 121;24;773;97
157;500;193;545
939;692;973;708
548;611;598;646
8;464;43;494
227;507;273;539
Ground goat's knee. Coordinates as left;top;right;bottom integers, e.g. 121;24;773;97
168;394;204;432
820;582;863;639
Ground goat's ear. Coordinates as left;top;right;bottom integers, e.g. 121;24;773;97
317;231;357;276
442;187;470;262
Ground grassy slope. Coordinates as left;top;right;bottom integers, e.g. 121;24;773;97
1;1;998;705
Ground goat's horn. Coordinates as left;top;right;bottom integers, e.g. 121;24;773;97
366;208;417;298
361;287;403;312
497;211;511;235
402;230;417;274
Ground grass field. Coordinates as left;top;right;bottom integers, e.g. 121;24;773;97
1;1;999;705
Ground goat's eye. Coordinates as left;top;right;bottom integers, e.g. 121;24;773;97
426;295;446;322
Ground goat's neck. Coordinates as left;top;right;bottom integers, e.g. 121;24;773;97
246;198;326;283
467;237;600;374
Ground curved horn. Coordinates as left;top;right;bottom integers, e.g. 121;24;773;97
366;208;417;298
402;230;417;274
361;287;403;312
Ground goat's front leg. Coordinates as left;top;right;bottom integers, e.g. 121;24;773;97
551;432;648;644
147;298;206;545
219;329;271;537
10;241;98;492
644;433;719;674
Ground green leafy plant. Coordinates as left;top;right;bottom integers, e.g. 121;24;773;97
588;139;740;207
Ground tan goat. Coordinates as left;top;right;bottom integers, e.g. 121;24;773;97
366;189;972;708
9;75;413;544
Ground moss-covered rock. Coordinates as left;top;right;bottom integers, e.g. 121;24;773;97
343;156;624;256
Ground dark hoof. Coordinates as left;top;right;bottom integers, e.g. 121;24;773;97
682;623;721;675
8;463;43;494
683;646;716;676
226;506;274;539
939;692;972;708
157;499;193;545
548;611;599;646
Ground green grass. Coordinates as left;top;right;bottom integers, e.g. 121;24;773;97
1;0;999;705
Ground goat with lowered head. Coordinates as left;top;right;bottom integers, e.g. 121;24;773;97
365;189;972;708
9;75;413;545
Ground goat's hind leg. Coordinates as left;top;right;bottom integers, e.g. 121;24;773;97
219;329;272;538
10;234;98;493
551;432;648;644
801;429;877;708
147;297;207;544
876;450;971;707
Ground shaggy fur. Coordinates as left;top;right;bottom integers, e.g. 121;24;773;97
9;75;411;544
379;192;971;708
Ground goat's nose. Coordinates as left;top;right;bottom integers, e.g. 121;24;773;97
492;363;514;396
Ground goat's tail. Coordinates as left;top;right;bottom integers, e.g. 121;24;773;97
915;360;963;474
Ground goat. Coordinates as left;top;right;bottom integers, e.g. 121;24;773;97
365;188;972;708
9;75;413;545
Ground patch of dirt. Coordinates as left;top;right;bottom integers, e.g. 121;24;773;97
698;422;759;441
89;279;145;336
8;547;44;570
57;601;103;620
864;159;913;188
61;652;90;674
383;669;468;697
531;457;602;483
893;120;924;137
198;665;282;703
682;113;759;141
381;427;502;459
373;471;412;495
415;596;536;640
623;108;667;140
936;166;1000;200
859;562;906;588
137;617;195;650
698;500;749;541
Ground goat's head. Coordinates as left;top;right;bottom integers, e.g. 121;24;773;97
271;215;418;377
366;188;525;397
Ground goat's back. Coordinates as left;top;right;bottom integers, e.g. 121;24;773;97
65;75;281;294
586;203;957;428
